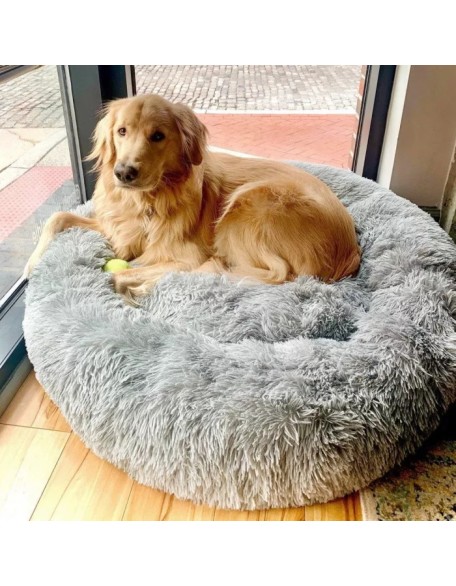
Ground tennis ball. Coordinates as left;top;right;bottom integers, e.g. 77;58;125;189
103;259;130;273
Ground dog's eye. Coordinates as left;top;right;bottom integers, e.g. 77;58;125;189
150;131;165;142
118;127;127;136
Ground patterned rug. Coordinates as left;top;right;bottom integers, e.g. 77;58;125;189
361;406;456;521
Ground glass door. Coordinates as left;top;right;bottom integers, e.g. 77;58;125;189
0;65;134;404
0;66;83;398
0;65;81;302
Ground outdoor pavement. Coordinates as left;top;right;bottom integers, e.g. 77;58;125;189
0;65;361;129
135;65;361;112
200;113;356;167
0;65;361;298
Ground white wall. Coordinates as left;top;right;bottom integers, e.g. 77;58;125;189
378;65;456;207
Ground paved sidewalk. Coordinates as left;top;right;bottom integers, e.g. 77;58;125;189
0;66;63;129
0;65;361;129
136;65;361;112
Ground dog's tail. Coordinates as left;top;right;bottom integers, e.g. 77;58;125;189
330;246;361;282
194;256;290;285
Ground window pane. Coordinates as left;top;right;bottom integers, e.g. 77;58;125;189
134;65;365;168
0;65;81;299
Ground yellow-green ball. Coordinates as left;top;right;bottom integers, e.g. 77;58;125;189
103;259;130;273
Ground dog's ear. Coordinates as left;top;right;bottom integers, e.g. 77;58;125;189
173;103;208;166
86;104;116;169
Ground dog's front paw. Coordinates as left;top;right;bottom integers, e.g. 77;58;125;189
111;271;140;306
111;270;130;295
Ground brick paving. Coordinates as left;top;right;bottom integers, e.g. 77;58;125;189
0;66;63;129
136;65;361;112
201;114;356;167
0;65;361;129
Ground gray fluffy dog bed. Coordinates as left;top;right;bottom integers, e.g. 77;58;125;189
23;162;456;510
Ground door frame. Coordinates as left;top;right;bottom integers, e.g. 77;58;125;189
351;65;396;180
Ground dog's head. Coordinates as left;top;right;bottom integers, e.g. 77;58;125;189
87;94;208;191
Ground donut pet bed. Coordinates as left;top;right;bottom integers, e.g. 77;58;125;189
23;162;456;510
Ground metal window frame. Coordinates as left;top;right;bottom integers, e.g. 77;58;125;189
352;65;397;180
0;65;135;401
0;284;29;392
58;66;136;203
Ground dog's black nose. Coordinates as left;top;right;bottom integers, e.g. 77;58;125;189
114;163;138;183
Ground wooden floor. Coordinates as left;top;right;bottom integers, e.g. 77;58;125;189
0;372;362;521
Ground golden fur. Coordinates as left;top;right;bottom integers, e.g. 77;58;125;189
26;94;360;298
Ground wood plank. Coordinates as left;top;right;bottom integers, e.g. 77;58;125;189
213;508;256;521
124;484;301;521
213;506;305;521
123;484;169;521
0;424;69;520
0;371;71;432
304;493;361;521
31;433;133;521
160;495;197;521
259;507;306;521
123;484;219;521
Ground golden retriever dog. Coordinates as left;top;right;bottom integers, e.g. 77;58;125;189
25;94;360;299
